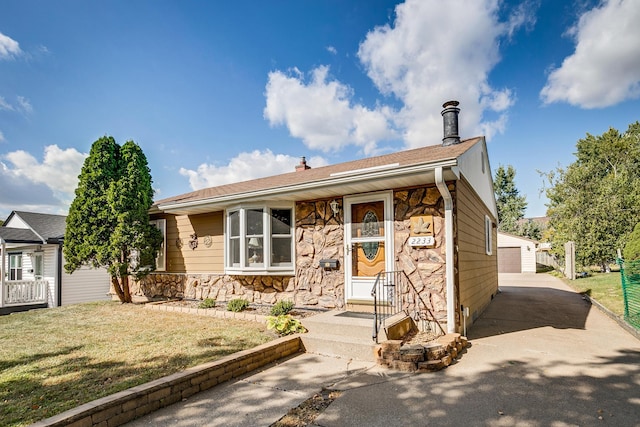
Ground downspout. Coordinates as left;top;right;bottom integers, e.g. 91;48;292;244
435;167;456;333
56;243;63;307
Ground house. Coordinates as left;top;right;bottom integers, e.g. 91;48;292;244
497;231;538;273
0;211;111;315
141;101;498;334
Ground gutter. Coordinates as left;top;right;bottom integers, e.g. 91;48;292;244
435;166;456;333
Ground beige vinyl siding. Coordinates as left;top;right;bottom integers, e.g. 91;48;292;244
155;212;224;273
456;177;498;326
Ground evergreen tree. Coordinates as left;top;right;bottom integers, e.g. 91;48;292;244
64;136;162;302
494;165;527;233
517;219;543;241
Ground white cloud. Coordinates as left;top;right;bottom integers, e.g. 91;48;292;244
326;46;337;55
0;31;21;59
0;130;4;143
16;96;33;114
264;66;397;154
179;149;329;190
2;145;87;210
358;0;527;148
540;0;640;108
0;95;33;115
264;0;532;151
0;96;13;111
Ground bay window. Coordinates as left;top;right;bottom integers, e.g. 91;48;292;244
226;205;294;274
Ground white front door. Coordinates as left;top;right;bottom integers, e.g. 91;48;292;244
344;192;394;302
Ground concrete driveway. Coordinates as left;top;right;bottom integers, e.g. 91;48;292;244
315;273;640;426
127;273;640;427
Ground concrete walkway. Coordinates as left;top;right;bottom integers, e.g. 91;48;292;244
127;273;640;427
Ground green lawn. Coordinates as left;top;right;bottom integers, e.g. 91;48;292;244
0;301;274;427
559;271;626;316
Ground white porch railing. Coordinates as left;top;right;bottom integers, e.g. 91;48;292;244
3;280;48;306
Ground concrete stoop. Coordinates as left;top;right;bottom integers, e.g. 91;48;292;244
300;311;378;361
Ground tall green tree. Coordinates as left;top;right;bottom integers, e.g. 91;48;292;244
494;165;527;233
543;122;640;268
517;219;543;241
64;136;162;303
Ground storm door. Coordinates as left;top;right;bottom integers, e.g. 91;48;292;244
344;192;394;302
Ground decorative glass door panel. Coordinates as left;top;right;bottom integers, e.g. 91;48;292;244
344;192;393;303
351;201;385;278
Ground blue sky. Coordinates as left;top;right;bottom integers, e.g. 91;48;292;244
1;0;639;221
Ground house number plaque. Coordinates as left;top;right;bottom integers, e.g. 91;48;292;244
409;215;434;247
408;236;435;247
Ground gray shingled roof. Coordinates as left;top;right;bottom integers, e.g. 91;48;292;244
0;211;67;243
0;227;42;244
13;211;67;240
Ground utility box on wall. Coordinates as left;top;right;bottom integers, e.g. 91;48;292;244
319;259;338;270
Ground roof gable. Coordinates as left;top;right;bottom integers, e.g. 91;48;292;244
1;211;67;244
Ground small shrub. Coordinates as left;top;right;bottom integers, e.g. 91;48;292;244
270;300;295;316
198;298;216;309
227;299;250;312
266;315;307;336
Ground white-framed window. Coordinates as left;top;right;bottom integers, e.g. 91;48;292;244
9;253;22;280
485;215;493;256
226;205;294;274
150;219;167;271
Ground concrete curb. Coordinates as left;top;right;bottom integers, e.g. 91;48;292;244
29;336;303;427
581;293;640;340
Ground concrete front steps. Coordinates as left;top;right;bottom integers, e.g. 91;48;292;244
300;310;381;362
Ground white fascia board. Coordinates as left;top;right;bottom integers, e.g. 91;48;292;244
158;159;459;214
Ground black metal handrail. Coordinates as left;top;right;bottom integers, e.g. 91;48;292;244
371;270;445;343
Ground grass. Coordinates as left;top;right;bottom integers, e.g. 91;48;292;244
0;301;274;427
556;271;626;316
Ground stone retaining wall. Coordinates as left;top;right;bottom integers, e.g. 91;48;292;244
130;274;298;306
374;333;468;372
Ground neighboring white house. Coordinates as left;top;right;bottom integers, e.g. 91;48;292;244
0;211;111;315
497;231;537;273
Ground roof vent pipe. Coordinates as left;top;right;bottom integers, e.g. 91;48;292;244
441;100;460;146
295;156;311;172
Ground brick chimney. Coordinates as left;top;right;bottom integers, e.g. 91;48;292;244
295;156;311;172
441;100;461;146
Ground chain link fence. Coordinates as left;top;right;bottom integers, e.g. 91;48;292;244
618;259;640;329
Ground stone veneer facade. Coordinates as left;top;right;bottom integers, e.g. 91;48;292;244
131;185;452;322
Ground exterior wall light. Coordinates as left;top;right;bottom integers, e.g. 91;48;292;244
329;199;340;215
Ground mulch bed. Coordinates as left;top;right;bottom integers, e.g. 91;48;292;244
271;388;342;427
161;299;324;319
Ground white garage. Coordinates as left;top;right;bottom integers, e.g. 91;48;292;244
497;232;537;273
